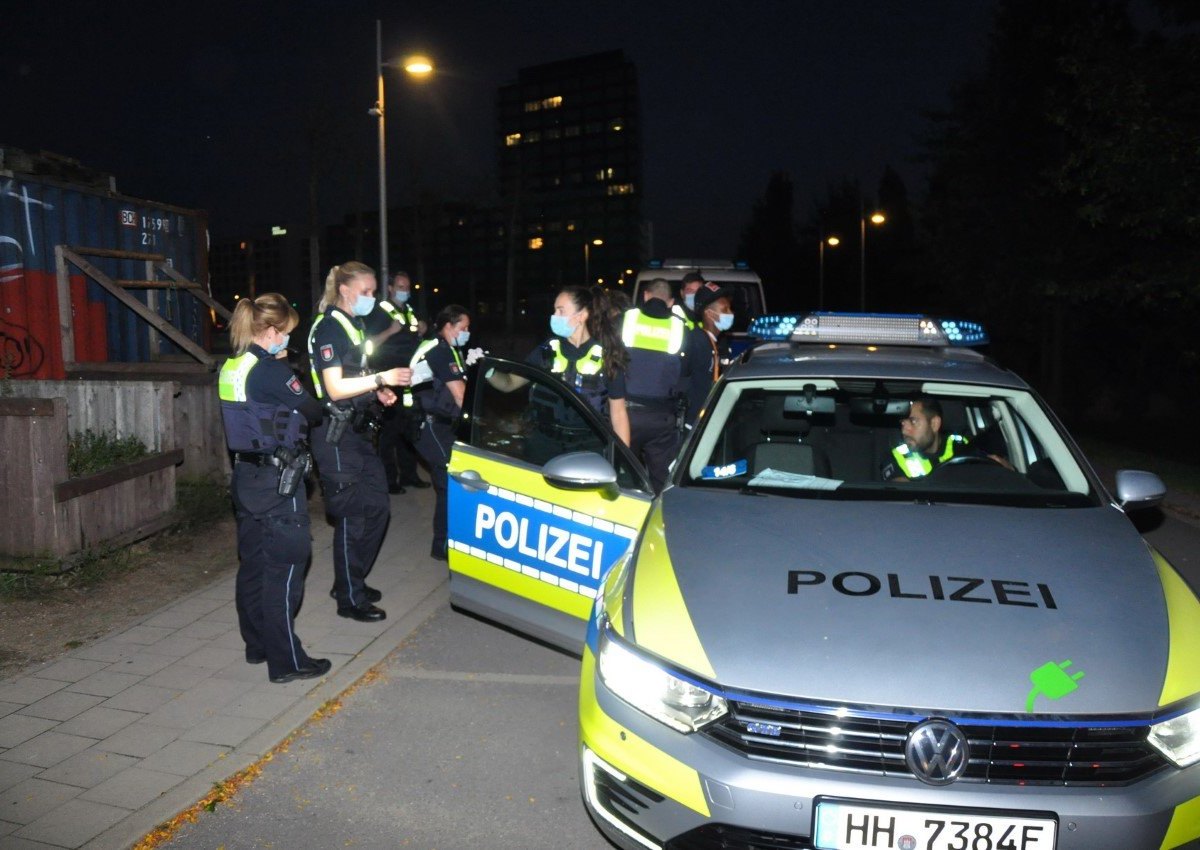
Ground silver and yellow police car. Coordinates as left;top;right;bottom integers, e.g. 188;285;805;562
445;313;1200;850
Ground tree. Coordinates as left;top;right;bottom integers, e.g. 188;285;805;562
736;172;804;310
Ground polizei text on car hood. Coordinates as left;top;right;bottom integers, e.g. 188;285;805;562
634;489;1176;716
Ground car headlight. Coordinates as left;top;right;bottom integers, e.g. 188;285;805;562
597;626;727;733
1149;706;1200;768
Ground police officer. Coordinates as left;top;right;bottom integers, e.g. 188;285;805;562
677;271;706;324
364;271;430;494
219;292;331;684
881;396;970;480
409;304;471;560
307;262;412;621
693;281;736;381
621;278;712;492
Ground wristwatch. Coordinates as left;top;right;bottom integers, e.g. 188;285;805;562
374;373;385;389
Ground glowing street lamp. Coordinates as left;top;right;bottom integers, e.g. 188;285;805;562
859;207;887;310
371;20;433;286
583;237;603;284
819;235;840;309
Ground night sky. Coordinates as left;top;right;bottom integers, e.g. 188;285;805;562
5;0;995;255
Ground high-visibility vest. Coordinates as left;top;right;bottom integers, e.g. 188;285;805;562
218;352;304;452
891;434;968;478
542;338;607;414
670;304;696;331
307;309;372;399
404;338;463;408
380;300;420;333
621;308;686;354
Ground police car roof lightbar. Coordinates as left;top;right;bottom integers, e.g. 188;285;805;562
747;312;990;347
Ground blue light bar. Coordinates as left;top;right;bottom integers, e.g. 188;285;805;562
747;312;990;347
647;259;663;269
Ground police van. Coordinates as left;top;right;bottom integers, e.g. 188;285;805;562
443;312;1199;850
633;259;765;328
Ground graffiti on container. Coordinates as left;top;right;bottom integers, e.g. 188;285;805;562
1;178;55;260
0;317;46;377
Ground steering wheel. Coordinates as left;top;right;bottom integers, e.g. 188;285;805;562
925;454;1005;476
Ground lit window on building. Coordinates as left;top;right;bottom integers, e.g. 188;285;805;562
524;95;564;112
566;221;577;232
595;167;614;181
505;133;522;146
609;119;624;132
606;183;635;196
528;237;544;250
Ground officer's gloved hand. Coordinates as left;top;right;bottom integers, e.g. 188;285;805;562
465;347;486;366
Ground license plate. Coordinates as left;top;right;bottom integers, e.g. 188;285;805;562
814;800;1057;850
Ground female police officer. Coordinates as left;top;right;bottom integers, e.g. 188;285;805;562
408;304;471;561
307;262;411;621
488;285;631;450
219;293;330;683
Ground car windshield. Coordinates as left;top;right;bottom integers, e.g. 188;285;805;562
682;378;1100;508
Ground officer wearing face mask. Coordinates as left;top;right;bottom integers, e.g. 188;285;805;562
307;262;412;622
693;282;736;381
364;271;430;494
677;271;705;326
408;304;472;561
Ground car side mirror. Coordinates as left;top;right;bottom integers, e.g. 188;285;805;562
1114;469;1166;512
543;451;619;497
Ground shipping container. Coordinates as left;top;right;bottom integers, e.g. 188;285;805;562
0;159;210;380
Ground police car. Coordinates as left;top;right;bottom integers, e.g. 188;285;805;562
444;313;1200;850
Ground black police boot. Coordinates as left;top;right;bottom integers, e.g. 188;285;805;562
269;657;332;684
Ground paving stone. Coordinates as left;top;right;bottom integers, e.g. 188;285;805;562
140;677;254;729
64;670;144;699
0;817;16;834
16;797;128;847
181;714;265;747
0;701;21;719
109;625;174;646
66;643;137;664
96;684;179;713
0;834;64;848
136;739;228;776
0;716;57;749
222;689;296;721
138;634;210;659
0;732;96;768
18;691;105;722
80;766;184;809
307;631;374;655
55;707;143;740
36;749;138;788
175;619;232;640
0;761;40;793
178;645;242;670
0;777;80;824
0;678;67;705
139;664;215;690
107;651;175;677
27;658;109;684
91;723;180;759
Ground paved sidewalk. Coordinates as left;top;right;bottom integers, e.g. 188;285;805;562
0;487;447;850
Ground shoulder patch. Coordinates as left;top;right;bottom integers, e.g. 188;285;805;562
450;363;461;374
287;376;303;395
320;344;334;362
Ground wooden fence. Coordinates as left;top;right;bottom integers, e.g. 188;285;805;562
0;397;183;562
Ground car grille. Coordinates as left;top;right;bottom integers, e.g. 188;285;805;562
703;699;1168;786
665;824;815;849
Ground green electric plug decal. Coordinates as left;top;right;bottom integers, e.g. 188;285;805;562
1025;660;1085;713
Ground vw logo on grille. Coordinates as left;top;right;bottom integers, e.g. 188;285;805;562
905;719;969;785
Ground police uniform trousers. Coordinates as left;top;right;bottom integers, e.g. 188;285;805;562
628;403;680;493
377;403;421;486
311;420;391;609
415;415;455;556
232;462;316;679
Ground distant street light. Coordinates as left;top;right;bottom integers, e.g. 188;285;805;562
859;205;887;310
583;237;603;284
371;19;433;286
818;235;840;309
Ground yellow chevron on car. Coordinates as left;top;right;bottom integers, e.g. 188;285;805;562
1154;549;1200;706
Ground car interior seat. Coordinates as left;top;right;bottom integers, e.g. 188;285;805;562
748;395;832;477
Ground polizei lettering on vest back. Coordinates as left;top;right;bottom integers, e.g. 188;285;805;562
786;570;1058;609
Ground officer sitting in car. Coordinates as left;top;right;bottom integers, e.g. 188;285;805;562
880;396;971;481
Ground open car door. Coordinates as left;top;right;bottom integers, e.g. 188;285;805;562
446;356;654;653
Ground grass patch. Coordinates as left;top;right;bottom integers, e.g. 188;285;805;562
68;429;150;478
168;475;232;535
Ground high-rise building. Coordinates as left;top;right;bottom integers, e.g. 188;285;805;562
497;50;642;296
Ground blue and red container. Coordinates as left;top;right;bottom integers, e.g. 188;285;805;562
0;168;209;380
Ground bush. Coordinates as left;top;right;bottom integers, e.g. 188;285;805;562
67;429;150;478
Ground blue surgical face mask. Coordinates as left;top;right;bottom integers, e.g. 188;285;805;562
550;314;575;338
454;330;471;347
715;312;735;332
392;290;410;305
684;293;696;311
351;294;376;316
267;333;289;355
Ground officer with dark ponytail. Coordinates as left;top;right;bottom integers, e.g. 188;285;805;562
219;292;330;683
307;262;412;622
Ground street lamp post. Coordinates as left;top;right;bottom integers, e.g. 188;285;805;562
583;237;603;284
858;202;887;310
818;235;840;309
370;20;433;287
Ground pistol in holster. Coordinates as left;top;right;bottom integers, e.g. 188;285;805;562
273;441;312;497
324;403;353;445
